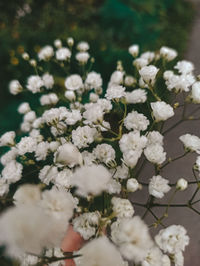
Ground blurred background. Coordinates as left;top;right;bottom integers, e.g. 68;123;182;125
0;0;194;135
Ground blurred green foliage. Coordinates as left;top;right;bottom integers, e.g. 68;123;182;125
0;0;194;134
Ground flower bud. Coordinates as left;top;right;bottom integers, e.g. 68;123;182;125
65;91;76;101
127;178;140;192
176;178;188;191
67;37;74;47
29;59;37;67
22;52;29;60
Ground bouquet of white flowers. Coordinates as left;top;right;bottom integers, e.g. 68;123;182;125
1;38;200;266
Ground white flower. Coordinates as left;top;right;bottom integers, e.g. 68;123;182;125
39;165;58;185
2;161;23;184
124;75;136;87
144;144;166;165
163;70;174;80
75;236;125;266
133;58;148;69
17;136;37;155
179;133;200;153
141;52;155;62
54;143;82;167
24;111;36;123
125;89;147;104
93;144;115;164
72;212;100;240
56;47;71;60
124;111;149;131
89;92;99;102
155;225;189;254
42;108;61;124
0;131;15;146
81;151;95;166
119;131;147;153
109;70;124;85
97;98;112;112
35;141;49;161
174;251;184;266
174;60;194;74
40;93;58;105
129;44;139;57
53;169;72;188
105;85;126;100
38;45;54;61
191;81;200;103
83;103;104;123
151;101;174;122
106;179;121;194
0;148;18;166
76;52;90;64
142;246;166;266
41;186;75;221
176;178;188;191
13;184;41;205
127;178;140;192
67;37;74;46
112;216;153;263
160;46;177;61
71;164;111;197
54;39;62;48
149;175;170;198
42;73;54;89
65;90;76;101
27;75;44;93
112;164;129;179
77;41;90;52
72;126;97;149
165;73;195;93
85;71;102;90
112;197;134;218
17;102;31;114
65;74;83;91
123;150;142;168
0;205;64;257
65;109;82;125
9;80;23;95
146;131;164;146
139;65;159;85
0;178;9;197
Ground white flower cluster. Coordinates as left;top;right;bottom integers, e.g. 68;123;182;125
1;39;197;266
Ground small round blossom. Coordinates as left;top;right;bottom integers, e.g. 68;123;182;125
160;46;177;61
27;75;44;93
74;236;125;266
112;197;134;218
149;175;171;198
155;225;189;254
144;144;166;165
109;70;124;85
76;52;90;64
124;75;136;87
24;111;36;123
9;80;23;95
151;101;174;122
83;103;104;124
123;150;142;168
13;184;41;206
128;44;139;57
85;71;102;90
127;178;140;192
35;141;49;161
93;144;115;164
119;131;147;154
174;60;194;74
38;45;54;61
39;165;58;185
112;216;153;263
141;51;155;62
67;37;74;47
179;133;200;153
146;131;164;146
17;136;37;155
72;126;97;149
165;73;195;93
72;212;100;240
89;92;99;102
105;85;126;100
106;179;121;194
112;164;129;179
133;58;148;69
0;131;15;147
77;41;90;52
142;246;167;266
124;111;149;131
2;161;23;184
65;74;83;91
18;102;31;114
40;93;58;105
191;81;200;103
163;70;174;80
56;47;71;61
42;73;54;89
54;39;62;48
1;148;18;166
139;65;159;85
54;142;82;167
71;164;112;197
125;89;147;104
176;178;188;191
65;90;76;101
